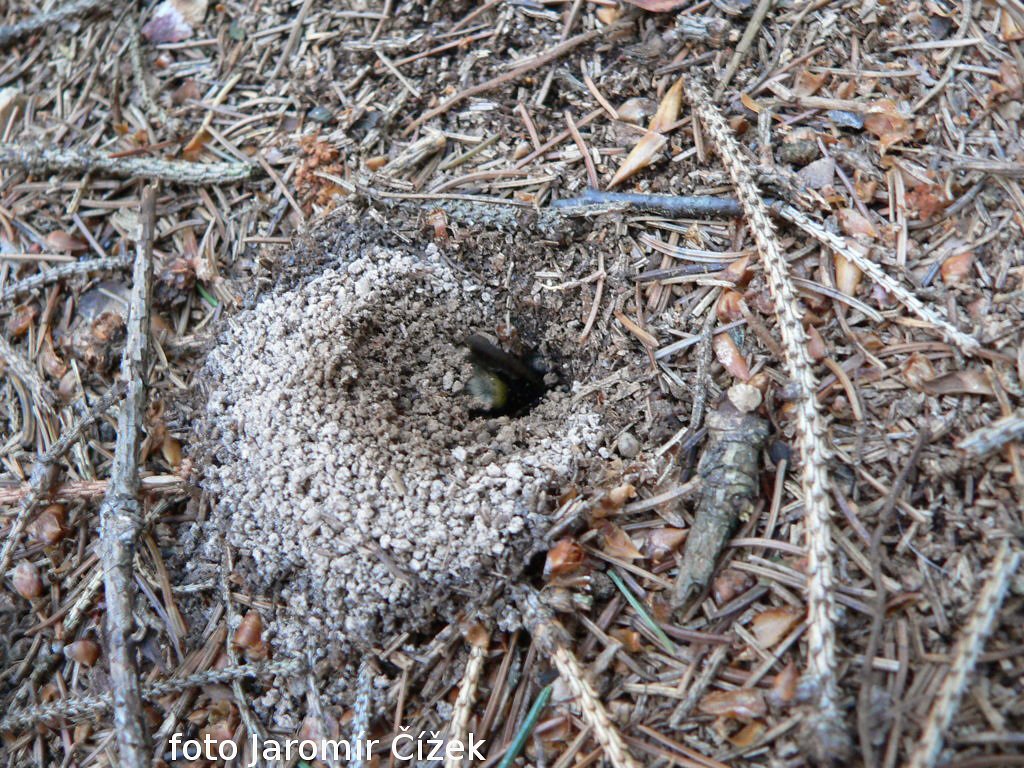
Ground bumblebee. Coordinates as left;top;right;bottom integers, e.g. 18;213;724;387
465;334;550;416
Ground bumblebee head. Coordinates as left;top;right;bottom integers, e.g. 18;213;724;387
464;334;551;417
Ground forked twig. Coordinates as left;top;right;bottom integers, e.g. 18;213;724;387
681;74;848;761
908;543;1021;768
98;185;156;767
775;203;981;356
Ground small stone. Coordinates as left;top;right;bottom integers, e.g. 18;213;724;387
777;140;820;167
308;106;334;124
617;431;641;459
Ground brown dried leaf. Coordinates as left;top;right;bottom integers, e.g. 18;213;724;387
609;627;643;653
644;527;687;561
768;660;800;708
45;230;87;252
806;324;827;362
713;569;753;605
940;251;974;285
834;250;863;297
698;689;767;720
713;332;751;381
649;78;683;133
792;69;828;97
600;523;644;561
607;131;667;188
921;370;995;397
836;208;877;239
751;607;802;648
905;185;949;220
901;352;937;391
544;538;585;580
728;721;766;748
864;99;913;152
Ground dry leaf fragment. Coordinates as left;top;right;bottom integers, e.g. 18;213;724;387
940;251;974;285
836;208;877;239
806;324;827;362
600;523;644;561
728;721;766;748
142;0;208;43
699;689;768;720
768;660;800;707
644;527;687;561
905;184;949;220
792;69;828;97
863;99;913;152
544;538;585;579
921;370;996;397
751;607;802;648
713;332;751;381
834;251;863;297
712;569;752;604
902;352;937;391
607;79;682;188
609;627;643;653
45;230;87;252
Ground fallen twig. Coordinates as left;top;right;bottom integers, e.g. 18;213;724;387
908;543;1021;768
0;474;184;506
673;385;770;606
445;626;489;768
682;73;848;761
517;586;641;768
0;0;107;49
404;22;626;135
0;333;55;413
0;658;302;731
775;203;982;356
552;188;742;218
1;256;129;302
958;410;1024;458
98;185;156;767
0;143;254;186
0;382;126;586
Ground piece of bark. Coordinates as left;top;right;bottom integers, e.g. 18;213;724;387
673;397;770;607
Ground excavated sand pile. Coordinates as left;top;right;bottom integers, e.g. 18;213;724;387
197;240;603;660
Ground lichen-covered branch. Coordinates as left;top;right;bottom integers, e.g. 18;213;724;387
0;0;107;49
98;185;156;768
0;143;254;185
673;387;770;605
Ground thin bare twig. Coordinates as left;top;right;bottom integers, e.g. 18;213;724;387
958;410;1024;458
98;185;156;767
0;382;126;588
1;256;129;302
